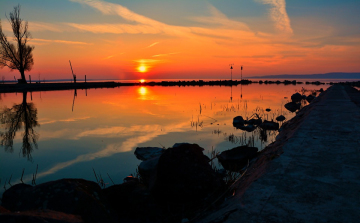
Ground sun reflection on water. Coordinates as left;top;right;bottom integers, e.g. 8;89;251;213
138;87;147;96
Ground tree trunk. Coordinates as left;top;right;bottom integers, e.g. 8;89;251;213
19;69;27;84
23;91;27;104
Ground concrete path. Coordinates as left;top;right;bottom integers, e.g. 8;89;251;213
200;85;360;223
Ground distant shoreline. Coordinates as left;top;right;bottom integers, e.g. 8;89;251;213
251;72;360;79
0;79;359;93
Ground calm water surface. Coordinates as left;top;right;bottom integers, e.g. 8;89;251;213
0;84;328;194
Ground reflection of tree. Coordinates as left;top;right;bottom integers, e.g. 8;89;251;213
0;91;39;161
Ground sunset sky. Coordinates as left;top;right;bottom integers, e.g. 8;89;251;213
0;0;359;80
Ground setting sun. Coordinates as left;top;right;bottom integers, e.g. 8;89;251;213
137;65;147;73
140;79;145;83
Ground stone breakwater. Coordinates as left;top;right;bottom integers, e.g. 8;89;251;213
198;84;360;223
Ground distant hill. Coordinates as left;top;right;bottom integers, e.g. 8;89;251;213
252;72;360;79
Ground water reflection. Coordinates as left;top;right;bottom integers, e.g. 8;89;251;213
138;87;147;97
0;84;328;191
0;91;39;161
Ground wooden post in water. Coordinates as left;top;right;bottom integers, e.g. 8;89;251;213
69;60;76;84
241;65;243;81
229;64;234;81
85;75;87;83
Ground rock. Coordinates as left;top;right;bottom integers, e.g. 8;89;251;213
266;108;271;112
306;94;316;103
103;181;159;222
0;210;83;223
291;92;303;103
2;179;116;223
232;116;244;126
123;175;139;183
236;124;257;132
216;168;227;178
260;120;280;130
134;147;165;161
217;146;258;171
173;142;200;149
276;115;286;122
244;118;262;126
153;143;224;203
138;156;161;189
285;101;301;112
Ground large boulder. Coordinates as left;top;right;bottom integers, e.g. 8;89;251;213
102;181;159;222
260;120;280;130
291;92;303;103
134;147;165;161
217;146;258;171
138;156;161;189
285;101;301;112
153;143;224;203
1;179;116;223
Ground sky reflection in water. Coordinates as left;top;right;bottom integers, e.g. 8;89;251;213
0;84;327;193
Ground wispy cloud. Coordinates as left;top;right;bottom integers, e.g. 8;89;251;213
191;5;250;30
133;59;160;64
1;21;63;32
39;116;91;125
32;38;91;45
258;0;293;34
67;0;251;40
66;23;164;34
152;52;180;57
145;42;160;48
102;55;115;60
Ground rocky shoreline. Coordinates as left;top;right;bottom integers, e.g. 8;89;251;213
0;143;249;223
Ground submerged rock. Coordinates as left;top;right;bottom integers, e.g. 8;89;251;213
291;92;303;103
153;143;224;203
217;146;258;171
244;118;262;126
233;116;245;126
285;101;301;112
260;120;280;130
236;124;257;132
134;147;165;161
276;115;286;122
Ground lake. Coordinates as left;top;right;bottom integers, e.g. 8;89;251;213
0;83;328;194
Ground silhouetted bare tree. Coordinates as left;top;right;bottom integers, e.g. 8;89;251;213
0;5;34;84
0;91;39;161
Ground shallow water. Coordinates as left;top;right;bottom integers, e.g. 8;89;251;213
0;84;328;195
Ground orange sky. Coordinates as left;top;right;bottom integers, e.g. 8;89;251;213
0;0;359;80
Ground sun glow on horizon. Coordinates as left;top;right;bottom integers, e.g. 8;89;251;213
140;79;145;83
